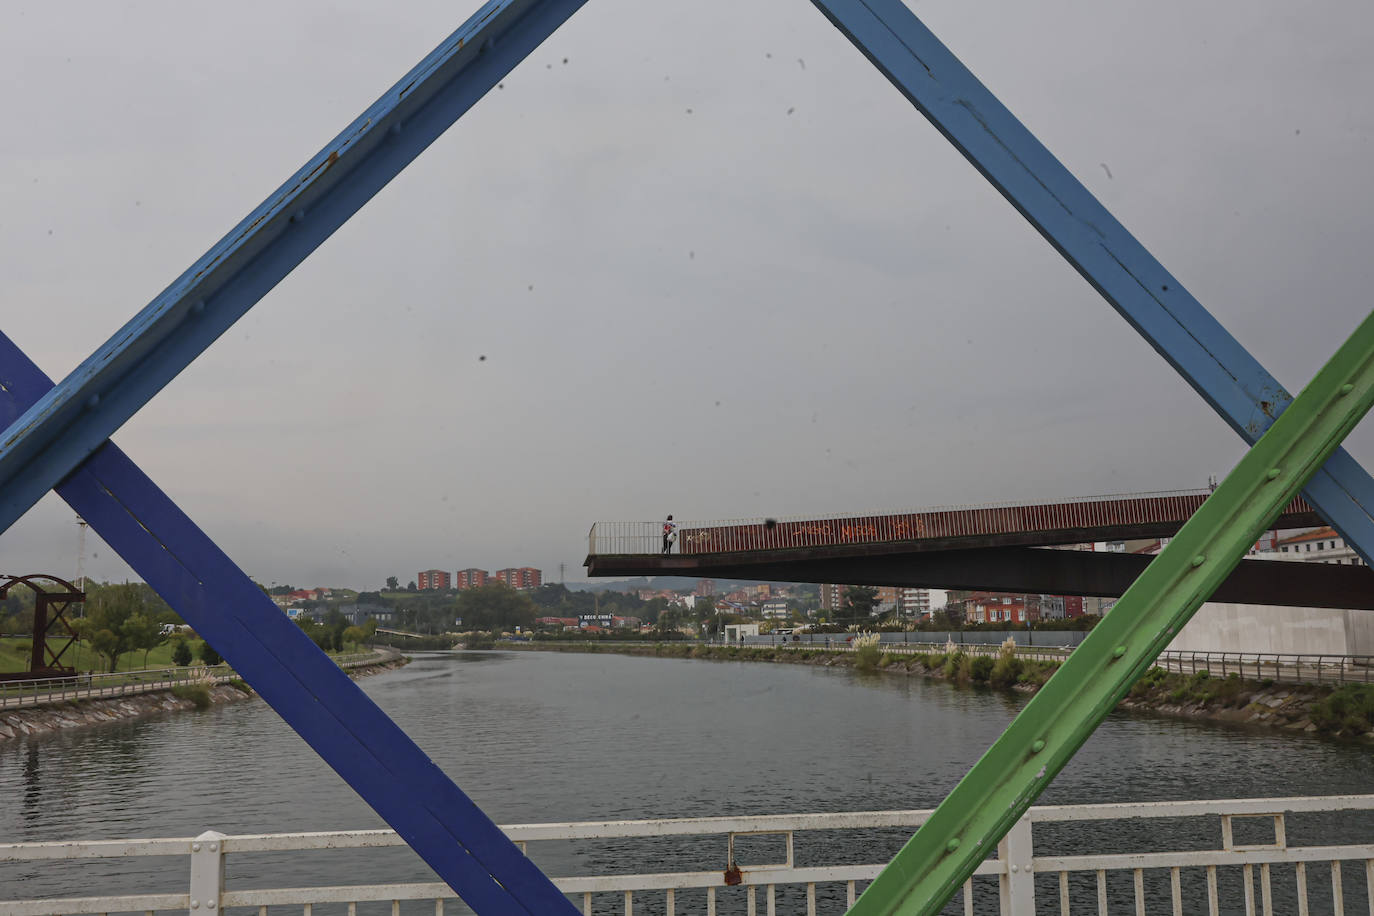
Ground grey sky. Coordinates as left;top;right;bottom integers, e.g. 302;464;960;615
2;0;1371;591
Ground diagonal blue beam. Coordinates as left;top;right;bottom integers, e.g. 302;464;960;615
0;331;578;915
808;0;1374;564
0;0;590;538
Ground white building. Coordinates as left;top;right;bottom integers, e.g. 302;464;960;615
723;623;760;644
1167;527;1374;655
761;599;789;619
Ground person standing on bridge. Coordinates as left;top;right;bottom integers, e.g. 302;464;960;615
662;515;677;555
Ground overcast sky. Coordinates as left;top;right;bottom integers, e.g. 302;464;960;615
2;0;1371;592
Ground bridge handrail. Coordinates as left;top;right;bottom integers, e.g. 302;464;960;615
634;487;1219;529
585;487;1314;556
3;794;1372;915
0;664;233;711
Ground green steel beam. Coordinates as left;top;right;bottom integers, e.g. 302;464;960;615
849;310;1374;916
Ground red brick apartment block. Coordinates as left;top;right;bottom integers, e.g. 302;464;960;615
456;568;488;589
417;569;451;590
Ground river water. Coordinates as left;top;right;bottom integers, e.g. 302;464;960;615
2;649;1372;914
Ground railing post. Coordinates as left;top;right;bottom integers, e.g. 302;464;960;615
189;829;227;916
997;814;1035;916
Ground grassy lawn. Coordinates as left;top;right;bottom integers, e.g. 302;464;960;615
0;636;187;675
0;636;370;676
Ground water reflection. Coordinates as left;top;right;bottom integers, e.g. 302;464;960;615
0;649;1370;914
21;744;40;824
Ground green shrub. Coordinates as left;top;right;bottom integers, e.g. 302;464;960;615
171;685;212;709
942;651;965;680
1016;660;1057;687
854;644;882;672
968;654;995;684
1310;685;1374;734
1128;666;1179;699
990;654;1022;688
1212;673;1249;707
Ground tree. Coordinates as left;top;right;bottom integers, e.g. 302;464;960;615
122;612;165;669
843;586;880;626
693;596;716;628
454;583;536;632
343;625;366;648
641;597;670;625
198;640;222;666
324;610;349;652
386;576;399;591
76;583;146;671
653;606;685;638
85;628;124;673
406;581;417;592
296;616;332;651
941;603;965;629
172;638;193;667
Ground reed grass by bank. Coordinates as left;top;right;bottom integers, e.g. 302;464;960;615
511;642;1372;740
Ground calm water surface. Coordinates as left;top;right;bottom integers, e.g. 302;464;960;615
2;649;1371;913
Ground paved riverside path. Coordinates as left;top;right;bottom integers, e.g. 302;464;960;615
0;647;399;711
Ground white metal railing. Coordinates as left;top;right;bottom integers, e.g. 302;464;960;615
0;648;395;711
0;664;234;710
3;795;1372;915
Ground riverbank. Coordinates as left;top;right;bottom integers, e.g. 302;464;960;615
507;642;1374;740
0;651;408;741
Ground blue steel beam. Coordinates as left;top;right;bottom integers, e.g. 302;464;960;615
808;0;1374;563
0;332;578;914
0;0;590;538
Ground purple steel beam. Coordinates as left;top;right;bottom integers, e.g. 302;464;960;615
0;331;578;913
0;1;601;911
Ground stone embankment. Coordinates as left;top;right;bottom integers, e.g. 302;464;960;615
0;652;408;741
511;642;1374;740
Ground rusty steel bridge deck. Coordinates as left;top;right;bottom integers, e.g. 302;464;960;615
585;490;1374;609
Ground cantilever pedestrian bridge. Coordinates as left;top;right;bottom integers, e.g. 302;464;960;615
585;488;1374;610
3;0;1374;914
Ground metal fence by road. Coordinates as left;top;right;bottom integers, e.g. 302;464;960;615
0;648;394;711
514;639;1374;689
2;794;1371;915
775;641;1374;687
1152;651;1374;686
